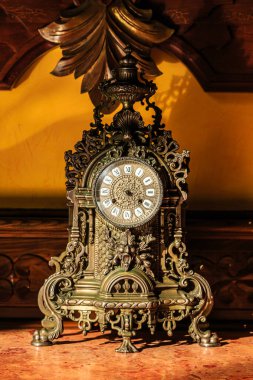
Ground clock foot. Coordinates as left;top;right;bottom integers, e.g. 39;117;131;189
31;328;53;347
115;335;138;353
107;309;139;353
199;332;220;347
188;316;220;347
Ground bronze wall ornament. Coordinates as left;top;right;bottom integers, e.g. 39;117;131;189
32;47;220;352
39;0;173;109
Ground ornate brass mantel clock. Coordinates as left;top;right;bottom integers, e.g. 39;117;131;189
32;47;219;352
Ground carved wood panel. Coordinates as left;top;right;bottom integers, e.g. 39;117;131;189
187;211;253;320
0;211;67;317
151;0;253;91
0;210;252;319
0;0;73;89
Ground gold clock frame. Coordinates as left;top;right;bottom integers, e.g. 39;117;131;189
31;47;220;352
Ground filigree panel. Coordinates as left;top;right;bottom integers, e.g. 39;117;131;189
1;211;252;321
94;216;159;279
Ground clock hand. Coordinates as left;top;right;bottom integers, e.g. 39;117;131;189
125;190;133;196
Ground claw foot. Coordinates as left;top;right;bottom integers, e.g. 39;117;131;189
31;328;53;347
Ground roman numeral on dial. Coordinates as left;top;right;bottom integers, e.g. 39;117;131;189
123;210;131;219
103;176;112;185
134;207;143;217
143;199;153;209
111;207;120;216
100;188;110;196
143;177;153;185
135;168;144;177
112;167;121;177
146;189;155;196
124;165;132;174
103;199;112;208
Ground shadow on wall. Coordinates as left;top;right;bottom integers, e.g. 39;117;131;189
0;115;86;208
0;48;253;210
149;50;253;210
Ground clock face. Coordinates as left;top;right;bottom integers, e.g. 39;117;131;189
93;158;163;228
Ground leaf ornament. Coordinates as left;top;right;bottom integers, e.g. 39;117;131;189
39;0;174;108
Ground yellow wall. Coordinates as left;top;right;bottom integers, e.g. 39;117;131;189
0;48;253;210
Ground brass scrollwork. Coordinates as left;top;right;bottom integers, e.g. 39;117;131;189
32;45;219;352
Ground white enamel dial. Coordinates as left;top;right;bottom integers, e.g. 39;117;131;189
93;158;163;228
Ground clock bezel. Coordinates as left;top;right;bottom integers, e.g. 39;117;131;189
92;156;163;229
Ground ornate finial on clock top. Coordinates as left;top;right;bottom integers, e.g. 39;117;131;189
99;46;157;109
116;45;138;82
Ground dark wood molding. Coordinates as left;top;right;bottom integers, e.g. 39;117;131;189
0;40;54;90
0;0;253;92
0;0;73;90
156;0;253;92
0;208;253;319
0;208;67;238
161;37;253;92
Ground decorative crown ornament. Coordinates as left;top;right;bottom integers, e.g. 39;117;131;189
32;47;220;352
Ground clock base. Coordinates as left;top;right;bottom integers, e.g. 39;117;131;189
31;262;220;352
